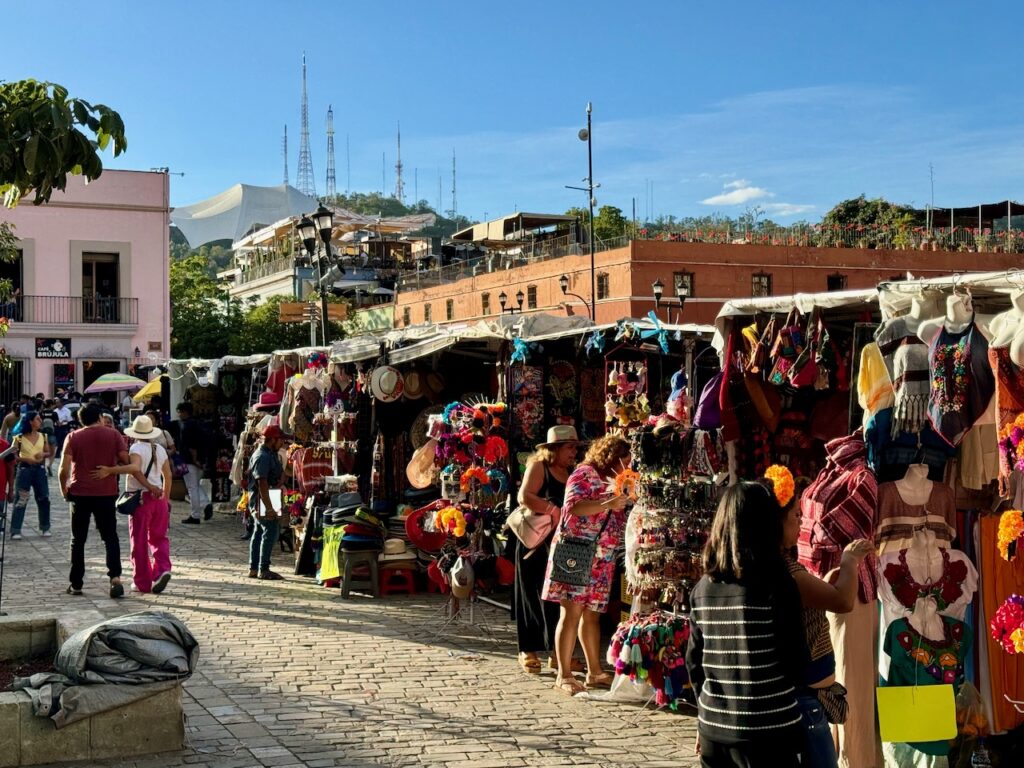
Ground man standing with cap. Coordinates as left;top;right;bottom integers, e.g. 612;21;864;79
248;424;286;581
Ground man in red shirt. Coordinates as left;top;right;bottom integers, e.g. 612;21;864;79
58;403;130;598
0;434;16;537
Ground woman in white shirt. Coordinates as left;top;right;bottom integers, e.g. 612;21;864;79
94;415;173;594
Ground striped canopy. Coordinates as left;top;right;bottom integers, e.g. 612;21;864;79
84;372;149;394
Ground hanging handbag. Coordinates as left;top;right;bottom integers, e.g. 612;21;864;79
549;511;612;587
817;681;849;724
743;368;782;432
116;446;157;516
745;317;776;374
788;309;821;388
693;371;724;430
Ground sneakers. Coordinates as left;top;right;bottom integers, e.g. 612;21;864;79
41;530;51;538
109;579;124;599
203;503;214;521
152;572;172;594
10;533;21;541
258;570;284;581
66;585;83;596
181;517;200;525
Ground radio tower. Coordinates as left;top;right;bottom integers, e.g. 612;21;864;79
325;106;336;198
281;125;288;185
450;148;457;221
296;53;316;197
394;122;405;202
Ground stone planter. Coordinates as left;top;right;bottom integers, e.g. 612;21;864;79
0;612;184;767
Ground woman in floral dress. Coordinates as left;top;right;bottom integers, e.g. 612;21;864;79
543;434;631;694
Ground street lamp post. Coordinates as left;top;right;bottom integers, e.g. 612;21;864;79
652;276;690;323
565;103;598;320
499;289;525;315
297;205;340;346
558;273;591;317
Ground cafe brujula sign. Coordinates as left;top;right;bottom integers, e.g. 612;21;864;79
35;338;71;359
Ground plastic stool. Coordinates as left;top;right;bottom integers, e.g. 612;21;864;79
340;550;380;598
379;566;417;596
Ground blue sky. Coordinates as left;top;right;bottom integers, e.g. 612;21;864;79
6;1;1023;222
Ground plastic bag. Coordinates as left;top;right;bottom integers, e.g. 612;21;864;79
955;682;990;739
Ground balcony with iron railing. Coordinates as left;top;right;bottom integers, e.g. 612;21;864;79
1;295;139;325
236;256;296;285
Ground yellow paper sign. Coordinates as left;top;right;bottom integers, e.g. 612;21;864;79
876;685;957;743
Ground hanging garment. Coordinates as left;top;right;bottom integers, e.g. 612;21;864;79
798;432;879;603
927;317;995;447
989;347;1024;494
857;342;895;424
830;599;883;768
864;409;955;483
877;317;932;435
875;482;957;556
880;615;970;758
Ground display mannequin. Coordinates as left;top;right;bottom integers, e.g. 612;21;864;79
903;528;942;585
917;292;973;343
990;289;1024;348
895;463;932;506
908;595;945;642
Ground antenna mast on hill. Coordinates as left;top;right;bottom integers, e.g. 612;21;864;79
282;125;289;186
451;149;457;222
326;105;336;198
346;134;351;193
394;122;405;203
296;53;317;197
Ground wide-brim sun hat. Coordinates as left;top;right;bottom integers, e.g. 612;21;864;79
404;371;425;400
405;507;447;551
370;365;405;403
124;415;159;441
538;425;580;448
255;391;282;411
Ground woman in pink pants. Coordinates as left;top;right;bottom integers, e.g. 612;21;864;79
95;415;173;594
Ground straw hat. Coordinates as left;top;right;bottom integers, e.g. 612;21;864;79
405;438;439;490
425;372;445;397
370;366;405;403
538;425;580;448
404;371;425;400
124;415;160;441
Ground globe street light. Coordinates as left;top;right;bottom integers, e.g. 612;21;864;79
652;276;689;323
499;289;525;315
558;273;590;317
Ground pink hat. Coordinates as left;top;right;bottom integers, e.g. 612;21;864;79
255;391;281;410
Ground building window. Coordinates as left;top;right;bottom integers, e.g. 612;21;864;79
527;285;537;309
673;271;695;298
402;307;410;326
826;273;848;292
482;292;490;315
424;303;432;323
596;273;610;301
751;272;772;297
446;299;454;321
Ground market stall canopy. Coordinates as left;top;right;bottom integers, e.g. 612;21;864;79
877;269;1024;318
171;184;319;247
84;372;148;394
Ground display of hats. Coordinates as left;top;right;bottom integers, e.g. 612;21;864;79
404;370;425;400
426;372;446;397
406;438;439;490
334;491;363;513
370;365;405;403
449;556;474;599
410;404;446;449
379;539;416;564
405;506;448;551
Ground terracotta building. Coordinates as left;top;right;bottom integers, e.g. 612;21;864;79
393;239;1022;327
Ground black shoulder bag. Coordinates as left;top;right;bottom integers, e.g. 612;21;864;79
116;445;157;516
549;510;612;587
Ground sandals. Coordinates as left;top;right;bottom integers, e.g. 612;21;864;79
519;653;543;674
553;677;586;696
549;656;586;673
585;671;614;689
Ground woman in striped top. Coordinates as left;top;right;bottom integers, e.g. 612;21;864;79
686;481;809;768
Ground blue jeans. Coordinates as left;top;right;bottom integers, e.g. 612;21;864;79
249;516;280;573
797;692;838;768
11;464;50;535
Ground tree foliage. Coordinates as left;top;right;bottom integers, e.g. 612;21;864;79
0;79;127;207
228;294;349;356
822;195;921;229
565;204;630;241
169;255;237;359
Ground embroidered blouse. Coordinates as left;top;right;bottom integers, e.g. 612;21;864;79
927;317;995;447
876;317;931;435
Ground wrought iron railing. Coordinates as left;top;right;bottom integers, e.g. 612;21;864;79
1;295;139;324
236;257;295;284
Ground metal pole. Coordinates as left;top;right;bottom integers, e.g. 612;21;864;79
587;102;596;321
319;242;330;345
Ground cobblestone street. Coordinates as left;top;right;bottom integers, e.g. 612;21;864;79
2;479;698;768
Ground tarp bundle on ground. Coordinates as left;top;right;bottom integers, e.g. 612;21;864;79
14;610;198;728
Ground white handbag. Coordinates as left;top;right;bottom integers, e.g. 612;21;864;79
505;504;553;551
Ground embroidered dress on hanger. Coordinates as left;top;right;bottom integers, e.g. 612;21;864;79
989;346;1024;493
927;316;994;447
876;317;931;435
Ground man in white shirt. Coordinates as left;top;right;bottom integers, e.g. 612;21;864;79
54;397;73;459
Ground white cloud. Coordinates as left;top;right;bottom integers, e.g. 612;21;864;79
700;183;770;206
762;203;816;217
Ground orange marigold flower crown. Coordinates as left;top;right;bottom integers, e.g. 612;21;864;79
998;509;1024;562
764;464;796;508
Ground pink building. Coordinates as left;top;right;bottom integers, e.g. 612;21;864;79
0;169;170;400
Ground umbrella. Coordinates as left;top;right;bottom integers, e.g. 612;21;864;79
134;376;165;401
84;373;149;394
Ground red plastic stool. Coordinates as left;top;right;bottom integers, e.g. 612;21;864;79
379;566;417;596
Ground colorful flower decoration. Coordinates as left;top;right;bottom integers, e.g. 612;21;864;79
991;594;1024;654
482;435;509;465
611;468;641;501
486;468;509;495
459;466;490;493
998;510;1024;562
306;351;329;369
998;414;1024;472
764;464;796;508
433;505;467;538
